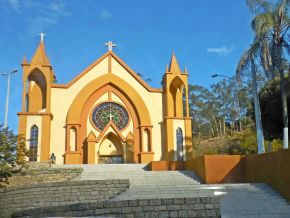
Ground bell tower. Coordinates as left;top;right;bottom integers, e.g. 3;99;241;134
163;53;192;161
18;35;55;162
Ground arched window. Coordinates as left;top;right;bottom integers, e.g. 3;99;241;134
92;102;129;131
176;128;184;161
169;77;185;117
29;125;38;162
143;129;150;152
25;94;29;112
182;87;187;117
26;70;47;112
70;127;77;151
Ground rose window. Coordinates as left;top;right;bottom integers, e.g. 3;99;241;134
92;102;129;131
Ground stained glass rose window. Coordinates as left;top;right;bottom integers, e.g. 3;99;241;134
92;102;129;130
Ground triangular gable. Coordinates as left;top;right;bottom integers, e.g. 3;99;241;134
51;51;162;93
96;121;126;143
109;52;162;92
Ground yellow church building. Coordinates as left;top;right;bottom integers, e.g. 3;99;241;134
18;40;192;164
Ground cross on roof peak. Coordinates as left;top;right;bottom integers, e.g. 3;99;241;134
105;41;116;51
39;32;46;43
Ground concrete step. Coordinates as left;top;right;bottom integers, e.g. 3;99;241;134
53;164;290;217
123;189;281;195
52;164;148;171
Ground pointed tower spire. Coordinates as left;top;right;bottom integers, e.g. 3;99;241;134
168;52;182;74
184;66;188;74
22;56;28;65
31;34;50;66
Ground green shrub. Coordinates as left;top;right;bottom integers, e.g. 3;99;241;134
0;125;29;186
271;139;283;152
223;129;257;155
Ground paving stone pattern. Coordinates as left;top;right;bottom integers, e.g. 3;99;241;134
0;179;129;218
12;197;221;218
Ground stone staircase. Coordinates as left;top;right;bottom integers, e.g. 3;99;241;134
53;164;290;217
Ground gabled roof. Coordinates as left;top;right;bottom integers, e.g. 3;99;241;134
96;121;126;143
51;51;162;93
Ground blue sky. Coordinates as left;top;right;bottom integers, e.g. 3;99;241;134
0;0;254;132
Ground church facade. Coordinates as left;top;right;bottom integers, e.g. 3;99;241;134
18;40;192;164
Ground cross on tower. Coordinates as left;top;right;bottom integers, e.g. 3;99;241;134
39;32;46;42
105;41;116;51
109;113;114;121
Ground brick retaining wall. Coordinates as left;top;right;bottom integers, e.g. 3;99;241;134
12;197;221;217
5;167;83;187
0;179;129;218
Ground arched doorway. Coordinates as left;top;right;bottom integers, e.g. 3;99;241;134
66;74;153;164
176;128;184;161
99;132;124;164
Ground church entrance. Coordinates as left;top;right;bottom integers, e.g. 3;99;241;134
98;133;124;164
99;156;123;164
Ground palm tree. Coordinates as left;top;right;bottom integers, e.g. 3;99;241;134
247;0;290;148
236;42;265;154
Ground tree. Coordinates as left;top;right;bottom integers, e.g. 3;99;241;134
219;129;258;155
137;73;152;84
188;84;227;138
188;80;252;139
259;77;290;140
211;78;251;133
236;42;265;153
247;0;290;148
0;125;29;185
188;85;215;138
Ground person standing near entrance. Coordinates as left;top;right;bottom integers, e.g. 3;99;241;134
49;153;56;167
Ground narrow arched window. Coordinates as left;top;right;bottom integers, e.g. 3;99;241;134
70;127;76;152
25;94;29;112
143;129;150;152
182;87;187;117
29;125;38;162
176;127;184;161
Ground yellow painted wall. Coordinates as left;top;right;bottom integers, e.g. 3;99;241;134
99;138;123;156
48;54;167;163
28;81;43;112
111;92;122;103
111;58;163;160
50;57;109;163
